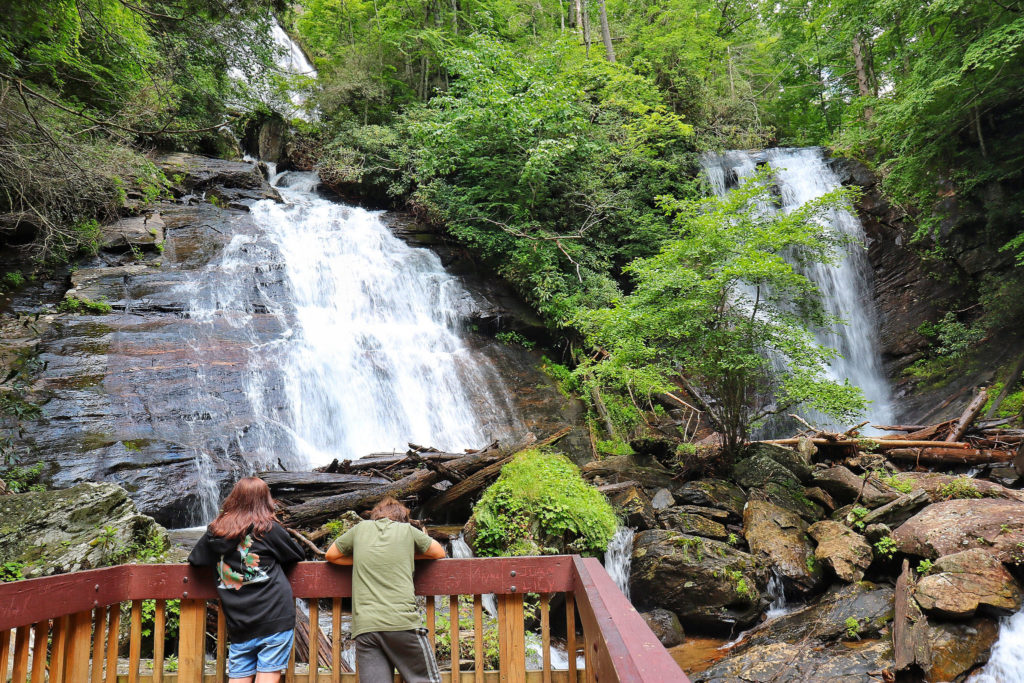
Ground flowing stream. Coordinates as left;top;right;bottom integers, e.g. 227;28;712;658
701;148;893;434
969;608;1024;682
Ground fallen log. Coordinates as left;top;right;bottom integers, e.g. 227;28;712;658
260;471;391;501
421;427;571;513
331;452;465;472
284;433;552;527
872;425;930;432
893;559;930;672
947;389;988;442
886;447;1015;466
761;438;971;450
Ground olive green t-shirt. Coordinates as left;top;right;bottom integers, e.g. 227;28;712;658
334;519;434;637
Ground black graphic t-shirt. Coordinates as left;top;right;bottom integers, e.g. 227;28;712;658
188;521;304;641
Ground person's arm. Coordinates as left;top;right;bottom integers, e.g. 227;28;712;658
415;540;446;560
411;527;446;560
325;525;358;566
271;523;306;565
187;532;215;566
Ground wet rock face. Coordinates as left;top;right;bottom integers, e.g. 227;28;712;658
742;500;823;596
915;548;1022;618
630;529;767;633
0;482;166;577
812;465;900;508
672;479;747;523
893;498;1024;562
923;617;1000;683
641;608;685;647
696;639;894;683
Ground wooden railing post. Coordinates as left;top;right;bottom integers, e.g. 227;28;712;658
64;610;94;683
497;593;525;683
177;599;207;680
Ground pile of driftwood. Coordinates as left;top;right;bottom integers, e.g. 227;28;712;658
263;427;571;530
761;387;1023;468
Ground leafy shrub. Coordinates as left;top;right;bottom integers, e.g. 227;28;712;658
874;536;898;559
937;478;982;500
472;450;617;557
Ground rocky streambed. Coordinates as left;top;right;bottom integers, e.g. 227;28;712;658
586;443;1024;681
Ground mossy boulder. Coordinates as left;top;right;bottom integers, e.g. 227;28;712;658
0;482;168;578
672;479;747;523
471;450;617;557
742;500;823;596
630;529;767;632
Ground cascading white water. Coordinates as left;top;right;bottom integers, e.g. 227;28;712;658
228;19;318;121
451;534;499;618
604;527;635;600
969;608;1024;682
701;148;893;433
764;571;788;620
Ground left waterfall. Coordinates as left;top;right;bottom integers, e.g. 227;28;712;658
181;168;522;520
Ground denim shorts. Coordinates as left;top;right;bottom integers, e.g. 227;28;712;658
228;629;294;677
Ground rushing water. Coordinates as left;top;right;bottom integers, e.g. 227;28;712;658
701;148;893;434
764;571;789;621
451;534;499;618
969;608;1024;682
604;527;635;600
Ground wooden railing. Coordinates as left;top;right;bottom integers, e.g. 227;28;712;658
0;556;687;682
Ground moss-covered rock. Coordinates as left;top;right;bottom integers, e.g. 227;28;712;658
0;482;167;578
471;450;617;557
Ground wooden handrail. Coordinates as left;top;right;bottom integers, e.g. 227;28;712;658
0;556;686;682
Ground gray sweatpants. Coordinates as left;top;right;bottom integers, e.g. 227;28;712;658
354;628;442;683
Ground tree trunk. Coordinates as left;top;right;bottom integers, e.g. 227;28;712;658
581;0;592;56
946;389;988;442
597;0;615;62
985;353;1024;419
852;33;873;119
886;447;1014;466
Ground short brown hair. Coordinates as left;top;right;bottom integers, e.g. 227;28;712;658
369;496;411;523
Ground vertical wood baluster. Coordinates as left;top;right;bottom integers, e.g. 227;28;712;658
11;626;30;683
65;610;93;683
540;594;551;683
152;600;165;683
309;600;320;679
449;595;459;675
426;598;436;656
29;621;48;683
286;611;297;681
497;594;525;683
0;629;11;683
127;601;142;683
51;615;71;683
91;607;107;683
565;594;576;683
177;600;206;681
104;607;120;683
331;599;341;683
215;604;226;682
472;596;483;683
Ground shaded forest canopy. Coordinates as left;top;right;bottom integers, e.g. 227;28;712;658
1;0;1023;445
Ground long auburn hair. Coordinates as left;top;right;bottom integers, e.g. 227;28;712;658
370;496;411;524
208;477;277;539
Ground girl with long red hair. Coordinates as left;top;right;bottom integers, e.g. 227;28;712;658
189;477;304;683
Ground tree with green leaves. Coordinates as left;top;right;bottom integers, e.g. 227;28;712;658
577;172;866;454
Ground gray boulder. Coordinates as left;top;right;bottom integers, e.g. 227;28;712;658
672;479;747;522
893;498;1024;562
0;482;167;577
808;520;873;583
630;529;766;632
742;500;822;596
641;608;685;647
915;548;1022;618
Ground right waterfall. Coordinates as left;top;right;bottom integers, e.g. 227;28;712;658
701;148;894;433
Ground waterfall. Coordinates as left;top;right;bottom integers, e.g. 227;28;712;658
451;534;498;618
229;19;318;121
764;571;788;620
604;527;635;600
969;608;1024;682
700;148;893;433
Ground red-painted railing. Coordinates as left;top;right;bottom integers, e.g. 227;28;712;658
0;556;688;682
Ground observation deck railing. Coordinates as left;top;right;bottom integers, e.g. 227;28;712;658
0;556;688;682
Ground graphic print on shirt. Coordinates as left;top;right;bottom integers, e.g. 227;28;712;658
216;535;271;590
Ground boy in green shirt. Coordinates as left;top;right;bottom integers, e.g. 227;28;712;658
326;496;446;683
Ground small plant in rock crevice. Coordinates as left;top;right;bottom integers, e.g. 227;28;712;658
845;617;861;640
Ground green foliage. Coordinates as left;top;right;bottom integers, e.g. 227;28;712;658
472;449;617;557
59;295;112;315
0;560;27;582
916;559;934;575
937;478;982;501
595;439;634;456
431;597;500;669
849;506;870;531
2;271;25;289
873;536;898;560
1;462;45;492
577;172;866;453
140;599;181;642
845;616;861;640
495;331;536;350
872;470;912;494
